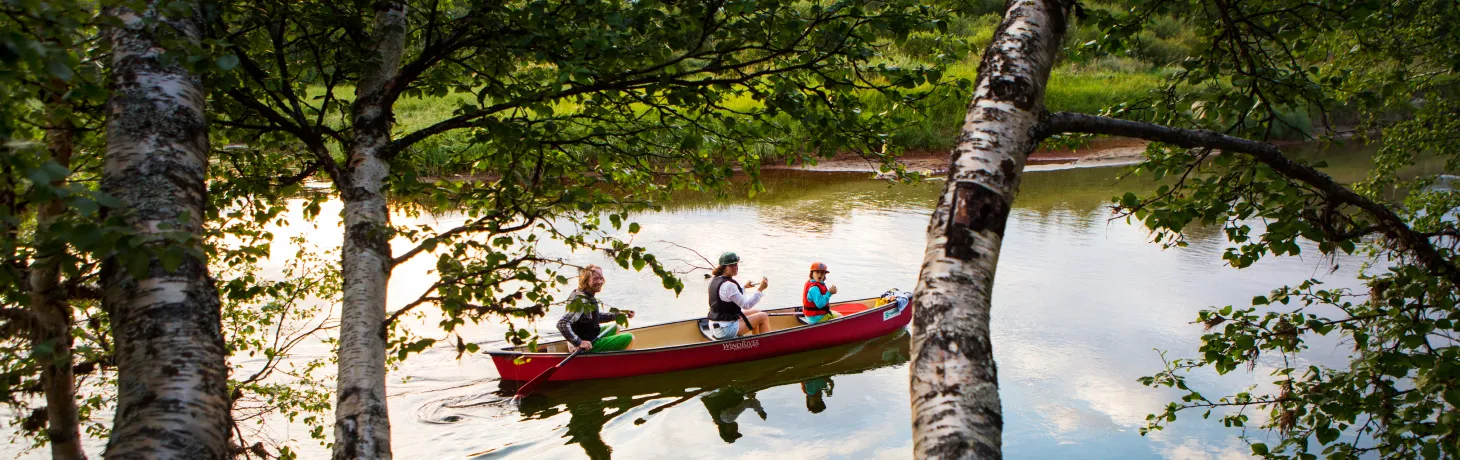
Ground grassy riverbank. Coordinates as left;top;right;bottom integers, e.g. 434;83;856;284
379;7;1195;176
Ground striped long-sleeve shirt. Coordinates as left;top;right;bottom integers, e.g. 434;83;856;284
555;290;615;346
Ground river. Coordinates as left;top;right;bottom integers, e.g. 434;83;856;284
370;149;1374;459
5;145;1424;458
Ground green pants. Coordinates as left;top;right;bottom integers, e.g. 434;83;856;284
591;324;633;352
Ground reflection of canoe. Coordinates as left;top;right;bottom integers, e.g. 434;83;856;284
501;331;911;458
487;296;911;382
514;328;911;403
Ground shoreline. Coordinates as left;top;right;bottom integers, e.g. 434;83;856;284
763;137;1150;176
395;138;1154;185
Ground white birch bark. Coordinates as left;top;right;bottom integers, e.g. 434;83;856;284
100;1;230;458
31;82;85;460
909;1;1073;458
333;2;406;459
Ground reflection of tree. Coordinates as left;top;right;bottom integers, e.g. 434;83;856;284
655;170;942;216
650;147;1402;230
505;330;911;458
756;201;841;235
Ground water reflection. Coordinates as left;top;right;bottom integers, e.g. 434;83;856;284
503;330;910;458
800;376;833;414
9;144;1431;459
703;389;765;443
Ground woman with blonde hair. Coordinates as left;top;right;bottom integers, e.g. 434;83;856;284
705;252;771;339
555;265;635;352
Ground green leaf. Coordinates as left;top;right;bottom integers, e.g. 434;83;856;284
46;58;74;81
217;54;240;71
159;248;184;274
125;252;150;279
1421;442;1439;460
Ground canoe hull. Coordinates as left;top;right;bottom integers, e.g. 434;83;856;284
489;299;912;382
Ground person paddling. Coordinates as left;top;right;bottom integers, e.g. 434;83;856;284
556;265;635;352
706;252;771;339
802;262;839;324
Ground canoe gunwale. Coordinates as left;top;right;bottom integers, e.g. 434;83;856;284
484;296;891;358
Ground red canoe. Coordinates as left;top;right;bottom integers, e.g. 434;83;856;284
488;295;912;382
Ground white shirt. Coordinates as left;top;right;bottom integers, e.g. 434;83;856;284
718;279;763;311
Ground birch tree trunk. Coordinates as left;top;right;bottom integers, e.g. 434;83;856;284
909;1;1073;458
333;2;406;459
30;82;85;460
100;2;230;458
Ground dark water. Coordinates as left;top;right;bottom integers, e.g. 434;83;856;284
9;145;1430;459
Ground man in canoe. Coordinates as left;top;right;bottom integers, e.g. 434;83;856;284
707;252;772;339
803;261;839;324
556;264;635;352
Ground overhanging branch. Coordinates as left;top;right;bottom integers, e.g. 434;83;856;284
1040;111;1460;289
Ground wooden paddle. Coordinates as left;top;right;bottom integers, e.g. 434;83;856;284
512;347;585;402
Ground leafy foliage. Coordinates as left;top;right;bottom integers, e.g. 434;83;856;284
1089;0;1460;457
208;0;963;363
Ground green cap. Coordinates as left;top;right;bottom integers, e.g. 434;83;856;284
718;252;740;266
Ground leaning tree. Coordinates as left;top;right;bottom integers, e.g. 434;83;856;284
914;0;1457;458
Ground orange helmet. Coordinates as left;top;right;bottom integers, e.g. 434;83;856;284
809;262;830;273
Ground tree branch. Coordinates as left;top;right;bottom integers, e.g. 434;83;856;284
1040;111;1460;289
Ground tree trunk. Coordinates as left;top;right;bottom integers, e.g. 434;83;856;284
908;1;1072;458
30;81;85;460
333;2;406;459
100;2;230;458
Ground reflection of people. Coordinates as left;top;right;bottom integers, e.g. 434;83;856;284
701;388;767;443
802;262;839;324
801;376;834;413
556;265;635;352
564;401;615;459
706;252;771;339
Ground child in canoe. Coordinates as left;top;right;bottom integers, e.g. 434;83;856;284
803;262;839;324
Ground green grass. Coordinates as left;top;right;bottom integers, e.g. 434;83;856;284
1046;68;1166;115
880;60;1169;152
372;62;1172;165
361;5;1191;171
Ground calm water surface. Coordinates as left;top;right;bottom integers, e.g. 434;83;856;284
10;147;1417;459
381;158;1375;459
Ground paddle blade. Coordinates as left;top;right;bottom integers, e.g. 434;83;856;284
512;367;560;399
512;349;582;400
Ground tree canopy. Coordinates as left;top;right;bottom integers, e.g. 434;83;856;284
0;0;1456;458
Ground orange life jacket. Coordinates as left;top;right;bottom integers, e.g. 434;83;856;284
802;280;830;316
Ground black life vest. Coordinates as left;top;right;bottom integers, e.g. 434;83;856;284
707;276;743;322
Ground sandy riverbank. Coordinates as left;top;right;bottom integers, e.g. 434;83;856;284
763;137;1150;175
